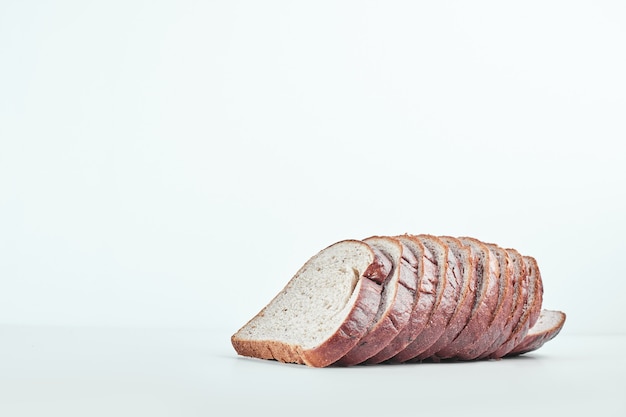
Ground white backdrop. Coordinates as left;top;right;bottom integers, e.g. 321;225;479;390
1;0;625;335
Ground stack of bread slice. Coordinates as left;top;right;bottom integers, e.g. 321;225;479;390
231;234;566;367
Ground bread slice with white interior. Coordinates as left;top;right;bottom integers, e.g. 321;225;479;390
506;309;565;356
231;240;391;367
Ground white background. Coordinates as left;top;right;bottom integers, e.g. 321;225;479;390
2;1;626;415
2;0;625;334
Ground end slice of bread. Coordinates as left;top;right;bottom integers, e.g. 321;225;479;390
506;309;566;356
231;240;391;367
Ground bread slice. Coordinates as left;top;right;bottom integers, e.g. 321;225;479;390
365;234;436;364
335;236;417;366
471;243;515;358
414;236;475;361
231;240;392;367
451;237;503;360
525;256;544;329
489;255;542;358
391;235;455;363
459;241;519;360
433;239;489;359
506;309;566;356
479;247;527;359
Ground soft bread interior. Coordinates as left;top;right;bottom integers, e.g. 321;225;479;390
235;241;374;350
527;309;564;336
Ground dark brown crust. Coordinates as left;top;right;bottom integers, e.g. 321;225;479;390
506;310;566;356
435;238;497;359
458;242;514;359
231;240;391;367
526;256;544;329
472;244;515;358
415;236;475;360
480;247;526;359
335;237;417;366
453;238;505;360
433;242;481;359
391;235;454;363
365;235;434;364
490;255;540;358
364;247;394;285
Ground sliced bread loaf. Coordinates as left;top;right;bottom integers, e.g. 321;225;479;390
232;234;563;367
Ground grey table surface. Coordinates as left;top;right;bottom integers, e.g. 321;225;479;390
1;326;623;417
